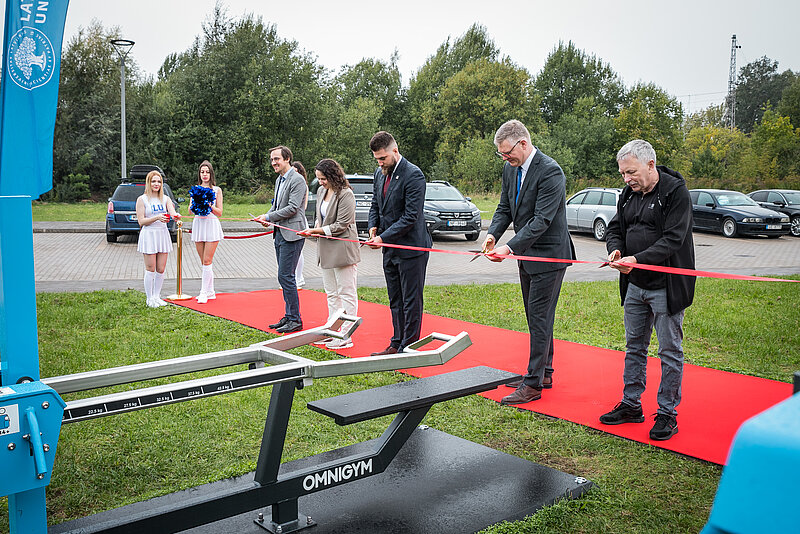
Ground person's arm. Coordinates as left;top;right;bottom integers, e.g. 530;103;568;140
211;186;223;217
166;197;180;218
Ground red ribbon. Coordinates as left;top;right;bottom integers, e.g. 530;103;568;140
199;219;800;284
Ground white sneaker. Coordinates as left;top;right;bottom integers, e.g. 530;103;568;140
155;298;169;307
206;292;216;300
326;338;353;349
297;279;305;288
196;293;208;304
146;298;159;308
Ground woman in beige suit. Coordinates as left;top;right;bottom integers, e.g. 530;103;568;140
299;159;361;348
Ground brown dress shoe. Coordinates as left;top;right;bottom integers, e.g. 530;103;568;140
505;375;552;389
370;346;399;356
500;385;542;405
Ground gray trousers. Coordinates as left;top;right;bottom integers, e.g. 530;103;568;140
621;283;685;417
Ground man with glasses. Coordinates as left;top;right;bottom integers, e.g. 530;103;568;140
255;145;309;333
483;119;575;404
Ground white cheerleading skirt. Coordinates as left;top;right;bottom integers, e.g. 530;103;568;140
138;223;173;254
191;214;224;242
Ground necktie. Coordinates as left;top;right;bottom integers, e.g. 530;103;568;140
515;167;523;204
382;171;392;197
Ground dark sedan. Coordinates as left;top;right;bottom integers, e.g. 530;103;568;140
748;189;800;237
690;189;790;238
423;180;482;241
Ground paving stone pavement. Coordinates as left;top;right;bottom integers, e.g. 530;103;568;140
31;221;800;294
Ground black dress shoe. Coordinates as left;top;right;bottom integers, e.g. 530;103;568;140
500;385;542;405
370;346;399;356
276;320;302;333
269;317;289;329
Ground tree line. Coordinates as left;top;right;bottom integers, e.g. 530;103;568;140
47;8;800;202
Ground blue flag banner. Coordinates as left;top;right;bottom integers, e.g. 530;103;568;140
0;0;70;197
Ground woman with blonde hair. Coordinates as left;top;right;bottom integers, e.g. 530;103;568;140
189;160;224;303
136;170;180;307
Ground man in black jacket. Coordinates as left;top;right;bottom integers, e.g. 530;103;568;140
600;139;696;441
365;131;431;354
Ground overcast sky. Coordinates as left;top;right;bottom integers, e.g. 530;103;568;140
7;1;800;115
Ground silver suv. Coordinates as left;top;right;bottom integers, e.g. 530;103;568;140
565;187;621;241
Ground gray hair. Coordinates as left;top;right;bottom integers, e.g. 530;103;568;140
494;119;531;146
616;139;657;165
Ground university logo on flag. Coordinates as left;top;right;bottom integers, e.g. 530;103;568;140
7;25;56;90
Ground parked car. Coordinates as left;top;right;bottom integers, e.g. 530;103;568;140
105;165;181;243
689;189;790;238
747;189;800;237
423;180;481;241
565;187;622;241
305;174;374;235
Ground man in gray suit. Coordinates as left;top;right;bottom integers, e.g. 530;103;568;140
484;120;575;404
255;145;309;333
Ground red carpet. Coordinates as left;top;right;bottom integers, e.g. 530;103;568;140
172;289;793;465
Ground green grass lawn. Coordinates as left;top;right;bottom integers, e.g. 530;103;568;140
1;278;798;532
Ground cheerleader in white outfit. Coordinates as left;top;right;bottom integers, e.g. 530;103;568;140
137;170;180;307
190;160;224;303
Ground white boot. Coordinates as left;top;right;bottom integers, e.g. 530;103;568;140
197;264;215;304
153;271;168;306
144;271;157;307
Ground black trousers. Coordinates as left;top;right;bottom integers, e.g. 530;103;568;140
518;266;566;388
383;251;429;350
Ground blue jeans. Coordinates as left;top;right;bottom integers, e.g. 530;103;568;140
274;232;304;322
621;283;685;416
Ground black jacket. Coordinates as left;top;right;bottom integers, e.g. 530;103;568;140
368;156;431;258
606;166;696;314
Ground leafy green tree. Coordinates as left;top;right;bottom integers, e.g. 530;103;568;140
319;96;383;174
450;134;505;192
550;97;617;179
534;41;625;124
405;24;499;172
54;20;130;196
748;109;800;179
334;54;404;134
614;83;684;165
683;125;749;184
735;56;796;133
777;76;800;133
685;103;727;130
432;58;535;171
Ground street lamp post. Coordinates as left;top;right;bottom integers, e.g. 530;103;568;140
110;39;135;180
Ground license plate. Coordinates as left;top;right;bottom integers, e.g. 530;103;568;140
356;201;371;207
447;220;467;227
766;224;781;230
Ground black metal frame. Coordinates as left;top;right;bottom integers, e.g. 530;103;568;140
70;381;433;534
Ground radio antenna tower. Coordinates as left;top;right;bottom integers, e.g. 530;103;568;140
725;34;741;131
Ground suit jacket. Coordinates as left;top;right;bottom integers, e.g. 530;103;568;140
487;149;575;274
367;156;431;258
267;167;308;241
313;186;361;269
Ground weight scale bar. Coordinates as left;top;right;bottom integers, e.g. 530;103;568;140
45;310;472;424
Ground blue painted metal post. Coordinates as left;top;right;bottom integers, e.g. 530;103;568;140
0;195;47;533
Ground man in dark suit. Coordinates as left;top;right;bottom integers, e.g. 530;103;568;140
255;145;309;333
365;131;431;355
484;119;575;404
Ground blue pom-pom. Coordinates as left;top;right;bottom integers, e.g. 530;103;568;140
189;186;216;216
